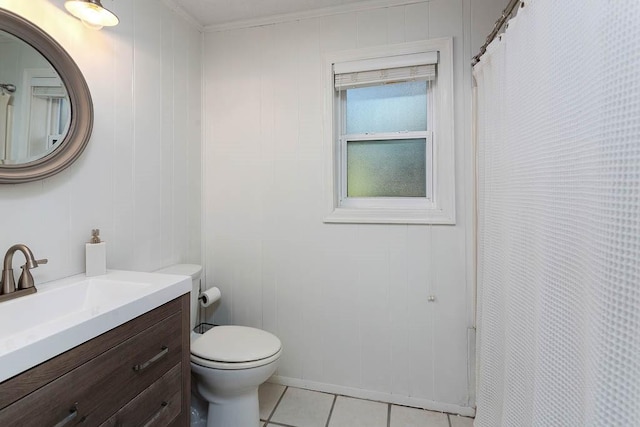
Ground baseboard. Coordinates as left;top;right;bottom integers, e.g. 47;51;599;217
268;375;476;417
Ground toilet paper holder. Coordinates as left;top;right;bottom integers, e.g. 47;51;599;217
198;287;221;307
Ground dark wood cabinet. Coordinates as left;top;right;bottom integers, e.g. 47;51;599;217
0;294;191;427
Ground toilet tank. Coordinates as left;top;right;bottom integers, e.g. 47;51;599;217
155;264;202;330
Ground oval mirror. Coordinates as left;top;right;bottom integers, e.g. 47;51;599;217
0;8;93;183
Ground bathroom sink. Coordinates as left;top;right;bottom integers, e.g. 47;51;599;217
0;270;190;382
0;279;150;338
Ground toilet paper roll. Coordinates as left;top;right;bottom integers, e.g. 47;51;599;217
200;287;221;308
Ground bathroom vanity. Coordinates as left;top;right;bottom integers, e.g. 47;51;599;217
0;295;190;426
0;271;191;426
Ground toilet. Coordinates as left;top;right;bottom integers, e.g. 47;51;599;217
156;264;282;427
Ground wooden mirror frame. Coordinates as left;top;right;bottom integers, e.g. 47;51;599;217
0;8;93;184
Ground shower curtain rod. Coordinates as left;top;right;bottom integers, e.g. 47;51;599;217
472;0;522;65
0;84;16;93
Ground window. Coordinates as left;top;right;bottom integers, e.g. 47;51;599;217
323;39;455;224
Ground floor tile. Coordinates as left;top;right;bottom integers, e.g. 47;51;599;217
259;382;286;420
449;415;474;427
328;396;387;427
390;405;449;427
270;387;334;427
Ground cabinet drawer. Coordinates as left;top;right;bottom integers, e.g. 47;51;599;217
100;363;182;427
0;312;182;427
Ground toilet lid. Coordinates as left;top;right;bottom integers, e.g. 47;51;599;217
191;325;282;363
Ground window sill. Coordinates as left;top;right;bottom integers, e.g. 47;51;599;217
323;207;455;225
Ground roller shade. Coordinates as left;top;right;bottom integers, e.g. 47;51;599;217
334;51;437;90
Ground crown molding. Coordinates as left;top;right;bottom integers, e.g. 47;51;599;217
204;0;428;33
160;0;205;32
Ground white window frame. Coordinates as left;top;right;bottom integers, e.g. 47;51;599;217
323;38;455;224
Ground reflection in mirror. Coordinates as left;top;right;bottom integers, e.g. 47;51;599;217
0;30;71;165
0;8;92;183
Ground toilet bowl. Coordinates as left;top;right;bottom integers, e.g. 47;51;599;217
156;264;282;427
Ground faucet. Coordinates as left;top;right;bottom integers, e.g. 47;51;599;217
1;244;47;299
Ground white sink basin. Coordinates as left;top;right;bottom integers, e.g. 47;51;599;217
0;270;191;382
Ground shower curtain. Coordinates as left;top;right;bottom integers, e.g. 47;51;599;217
474;1;640;426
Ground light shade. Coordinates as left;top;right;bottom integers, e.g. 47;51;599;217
65;0;119;29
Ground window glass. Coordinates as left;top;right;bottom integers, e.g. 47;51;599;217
345;81;428;134
347;138;427;197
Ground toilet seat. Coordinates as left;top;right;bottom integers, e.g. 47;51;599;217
191;348;282;370
191;325;282;371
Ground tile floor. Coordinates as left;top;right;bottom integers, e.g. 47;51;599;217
258;383;474;427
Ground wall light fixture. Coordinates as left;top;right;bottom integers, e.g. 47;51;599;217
64;0;119;30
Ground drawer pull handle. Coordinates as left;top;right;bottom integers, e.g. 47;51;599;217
133;346;169;372
142;401;170;427
53;404;78;427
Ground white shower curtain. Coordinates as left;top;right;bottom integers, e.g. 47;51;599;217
474;1;640;426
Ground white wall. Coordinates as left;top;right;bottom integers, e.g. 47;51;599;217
0;0;202;282
203;0;507;414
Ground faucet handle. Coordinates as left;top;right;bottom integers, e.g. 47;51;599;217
20;259;47;269
17;258;47;290
18;265;35;289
